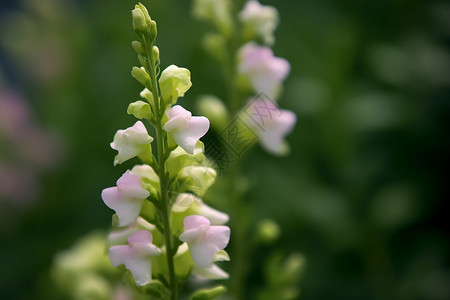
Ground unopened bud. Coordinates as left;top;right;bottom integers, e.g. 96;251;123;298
127;101;152;120
152;46;160;62
131;40;146;56
191;285;227;300
131;7;147;32
256;219;280;244
131;66;151;87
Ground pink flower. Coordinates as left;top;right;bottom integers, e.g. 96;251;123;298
238;42;290;100
163;105;209;154
109;231;160;286
101;171;150;227
246;100;296;155
239;0;279;45
179;215;230;268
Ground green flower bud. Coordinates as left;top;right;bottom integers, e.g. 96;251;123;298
131;40;146;56
177;166;216;197
138;54;147;68
132;3;157;41
159;65;192;104
192;0;234;37
196;95;229;131
131;66;151;87
150;20;158;40
152;46;160;62
256;219;280;244
132;7;148;33
166;142;205;176
191;285;227;300
140;88;154;104
127;100;151;120
144;280;170;298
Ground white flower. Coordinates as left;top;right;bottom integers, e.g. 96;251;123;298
163;105;210;154
239;0;279;45
246;100;296;155
108;230;160;287
110;121;153;165
179;215;230;268
238;42;290;100
101;171;150;227
172;193;229;225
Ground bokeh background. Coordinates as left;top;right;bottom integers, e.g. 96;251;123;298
0;0;449;299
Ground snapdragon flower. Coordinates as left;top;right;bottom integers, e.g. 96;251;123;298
179;215;230;268
159;65;192;104
239;0;279;45
238;42;290;100
246;100;296;155
110;121;153;165
163;105;210;154
101;171;150;227
109;230;161;286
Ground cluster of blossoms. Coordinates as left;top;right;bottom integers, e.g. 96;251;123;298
101;3;230;298
194;0;296;156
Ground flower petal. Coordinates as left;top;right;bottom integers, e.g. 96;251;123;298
101;187;145;227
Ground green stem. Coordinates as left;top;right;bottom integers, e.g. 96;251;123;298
157;125;177;300
143;35;177;300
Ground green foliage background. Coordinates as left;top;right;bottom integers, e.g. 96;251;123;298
0;0;449;299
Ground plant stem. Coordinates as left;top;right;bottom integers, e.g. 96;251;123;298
144;35;177;300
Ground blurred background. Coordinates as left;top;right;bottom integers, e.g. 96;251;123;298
0;0;449;299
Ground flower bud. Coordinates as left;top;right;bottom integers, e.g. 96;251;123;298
196;95;229;131
132;7;148;33
256;219;280;244
132;3;157;41
131;40;146;56
191;285;227;300
152;46;160;62
137;55;147;69
127;101;151;120
131;66;151;88
177;166;216;197
159;65;192;104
